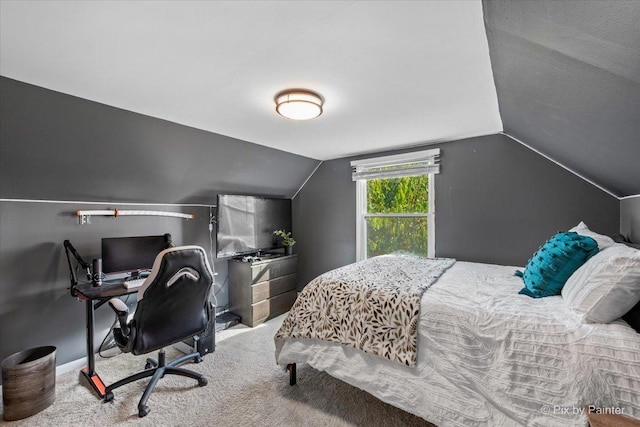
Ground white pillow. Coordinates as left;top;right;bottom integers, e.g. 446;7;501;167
570;221;615;251
562;244;640;323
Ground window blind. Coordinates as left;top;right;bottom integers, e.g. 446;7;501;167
350;148;440;181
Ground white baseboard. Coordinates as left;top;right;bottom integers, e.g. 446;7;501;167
56;357;88;376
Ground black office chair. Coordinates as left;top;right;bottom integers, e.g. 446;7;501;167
104;245;214;417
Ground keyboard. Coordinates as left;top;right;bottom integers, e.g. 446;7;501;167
123;278;147;289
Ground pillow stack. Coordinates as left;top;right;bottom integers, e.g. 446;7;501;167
517;231;599;298
562;243;640;323
518;221;640;327
569;221;615;250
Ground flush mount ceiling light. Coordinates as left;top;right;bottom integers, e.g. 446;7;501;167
275;90;323;120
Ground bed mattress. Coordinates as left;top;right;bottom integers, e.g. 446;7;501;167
276;261;640;426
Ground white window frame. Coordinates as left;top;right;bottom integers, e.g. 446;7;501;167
353;150;436;261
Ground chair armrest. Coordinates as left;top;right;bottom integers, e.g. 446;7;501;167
108;298;130;336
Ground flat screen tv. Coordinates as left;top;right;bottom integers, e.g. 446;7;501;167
216;194;292;258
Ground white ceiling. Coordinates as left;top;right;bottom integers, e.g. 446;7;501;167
0;0;502;161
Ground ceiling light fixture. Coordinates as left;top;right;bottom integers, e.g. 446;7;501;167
275;90;323;120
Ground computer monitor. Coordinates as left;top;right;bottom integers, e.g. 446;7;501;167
101;235;171;276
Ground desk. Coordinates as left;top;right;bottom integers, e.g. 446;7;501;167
73;280;137;398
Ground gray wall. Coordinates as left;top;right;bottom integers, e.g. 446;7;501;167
0;77;319;202
293;134;620;287
483;0;640;197
621;197;640;243
0;201;214;371
0;77;318;371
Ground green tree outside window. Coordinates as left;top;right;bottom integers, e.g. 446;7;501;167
365;175;429;258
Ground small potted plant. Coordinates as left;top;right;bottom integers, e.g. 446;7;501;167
274;230;295;255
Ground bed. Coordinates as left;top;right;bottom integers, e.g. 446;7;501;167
274;255;640;427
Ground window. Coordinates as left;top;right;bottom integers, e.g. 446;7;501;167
352;149;439;261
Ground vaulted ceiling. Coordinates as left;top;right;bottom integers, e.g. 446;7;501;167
0;1;501;161
1;1;638;197
483;0;640;197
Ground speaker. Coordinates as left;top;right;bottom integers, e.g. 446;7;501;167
195;320;215;356
92;258;102;286
175;303;216;357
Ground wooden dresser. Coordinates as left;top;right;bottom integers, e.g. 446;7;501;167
228;254;298;327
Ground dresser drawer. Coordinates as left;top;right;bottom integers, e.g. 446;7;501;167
251;274;296;304
251;290;297;325
250;256;297;283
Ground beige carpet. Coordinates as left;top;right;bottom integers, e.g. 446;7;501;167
2;314;435;426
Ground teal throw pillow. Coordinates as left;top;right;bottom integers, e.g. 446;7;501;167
517;231;598;298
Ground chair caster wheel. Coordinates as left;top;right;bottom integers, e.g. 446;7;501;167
144;363;152;369
198;377;208;387
138;405;150;417
195;356;203;363
104;391;114;402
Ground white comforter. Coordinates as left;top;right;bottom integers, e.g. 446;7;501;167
276;261;640;426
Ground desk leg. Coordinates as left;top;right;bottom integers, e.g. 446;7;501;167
81;299;106;398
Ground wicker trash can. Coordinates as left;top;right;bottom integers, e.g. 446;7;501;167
2;346;56;421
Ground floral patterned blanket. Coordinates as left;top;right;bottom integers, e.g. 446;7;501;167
274;254;456;367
